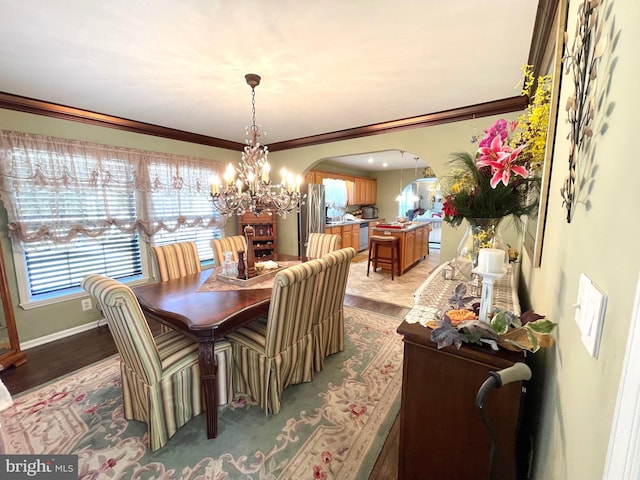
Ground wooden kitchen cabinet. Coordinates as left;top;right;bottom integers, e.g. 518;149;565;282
307;171;376;206
397;321;525;480
354;177;377;205
325;224;359;250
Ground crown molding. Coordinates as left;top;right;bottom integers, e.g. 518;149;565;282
0;92;527;152
269;96;528;151
0;92;245;151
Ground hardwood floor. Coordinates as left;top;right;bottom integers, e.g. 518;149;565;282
0;294;405;479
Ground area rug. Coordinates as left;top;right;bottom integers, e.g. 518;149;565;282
346;251;441;307
0;307;403;480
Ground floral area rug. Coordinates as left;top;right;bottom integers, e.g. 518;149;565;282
0;307;403;480
346;250;441;307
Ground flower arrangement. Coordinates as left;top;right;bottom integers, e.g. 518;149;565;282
441;66;551;228
429;283;557;352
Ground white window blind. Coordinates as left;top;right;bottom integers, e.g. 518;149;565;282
24;231;142;297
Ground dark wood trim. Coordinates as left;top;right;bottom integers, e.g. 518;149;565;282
527;0;561;80
269;96;528;151
0;92;245;151
0;91;527;153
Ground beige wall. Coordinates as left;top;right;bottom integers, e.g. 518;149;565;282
268;112;519;258
520;0;640;478
0;110;235;341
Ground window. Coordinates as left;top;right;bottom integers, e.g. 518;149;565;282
0;131;223;307
152;228;221;266
23;231;143;299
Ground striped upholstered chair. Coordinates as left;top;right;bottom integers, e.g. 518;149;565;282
211;235;247;266
148;242;233;406
82;274;233;451
149;242;202;335
226;259;325;414
313;247;357;371
305;232;341;259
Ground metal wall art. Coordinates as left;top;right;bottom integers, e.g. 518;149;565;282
561;0;607;223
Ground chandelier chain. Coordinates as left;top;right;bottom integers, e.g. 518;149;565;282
209;74;305;217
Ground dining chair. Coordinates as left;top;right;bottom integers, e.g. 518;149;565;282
149;241;202;334
305;232;341;259
211;235;247;266
150;241;202;281
81;273;233;451
313;247;357;371
226;258;325;414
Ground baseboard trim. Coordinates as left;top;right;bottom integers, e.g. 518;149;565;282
21;318;106;350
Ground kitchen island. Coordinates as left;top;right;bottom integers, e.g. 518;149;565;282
370;222;431;275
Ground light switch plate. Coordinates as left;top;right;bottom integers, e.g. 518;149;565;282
575;273;607;358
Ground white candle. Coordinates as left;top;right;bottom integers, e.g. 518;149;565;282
478;248;505;274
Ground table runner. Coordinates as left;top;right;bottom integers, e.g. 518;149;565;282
405;262;520;327
197;261;301;292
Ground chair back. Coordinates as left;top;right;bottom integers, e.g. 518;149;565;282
265;259;325;357
81;274;162;384
306;233;341;259
211;235;247;266
318;247;356;319
150;241;201;281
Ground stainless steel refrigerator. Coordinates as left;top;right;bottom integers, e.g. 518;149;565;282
297;183;326;256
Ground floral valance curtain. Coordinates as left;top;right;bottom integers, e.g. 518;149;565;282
0;130;225;244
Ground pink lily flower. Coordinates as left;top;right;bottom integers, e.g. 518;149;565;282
477;135;510;168
483;144;529;188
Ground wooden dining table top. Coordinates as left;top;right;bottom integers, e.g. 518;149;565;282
133;254;303;340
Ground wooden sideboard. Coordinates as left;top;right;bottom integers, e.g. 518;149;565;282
397;265;525;479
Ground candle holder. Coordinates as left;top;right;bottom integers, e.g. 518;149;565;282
472;267;506;323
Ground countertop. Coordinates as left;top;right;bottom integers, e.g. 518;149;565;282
325;218;380;227
371;221;431;232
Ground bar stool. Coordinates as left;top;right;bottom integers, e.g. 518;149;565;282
367;235;400;280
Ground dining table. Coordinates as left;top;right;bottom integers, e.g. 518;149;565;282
132;254;303;440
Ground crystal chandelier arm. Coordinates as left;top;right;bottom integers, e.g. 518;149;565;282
210;74;303;217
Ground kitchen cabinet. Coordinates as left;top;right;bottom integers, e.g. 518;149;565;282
306;171;376;206
237;210;277;261
353;177;377;205
325;223;359;250
397;321;524;480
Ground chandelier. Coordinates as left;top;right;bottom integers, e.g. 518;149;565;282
210;74;304;217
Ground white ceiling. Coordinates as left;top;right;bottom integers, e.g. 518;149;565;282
0;0;539;170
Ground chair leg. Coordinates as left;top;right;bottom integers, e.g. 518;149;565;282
390;244;395;281
367;244;372;277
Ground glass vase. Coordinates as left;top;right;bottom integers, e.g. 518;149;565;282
455;217;503;280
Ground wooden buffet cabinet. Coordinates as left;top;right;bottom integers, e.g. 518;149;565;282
237;210;277;261
397;264;525;480
396;322;524;479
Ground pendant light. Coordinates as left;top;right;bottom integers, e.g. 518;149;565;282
396;151;405;202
